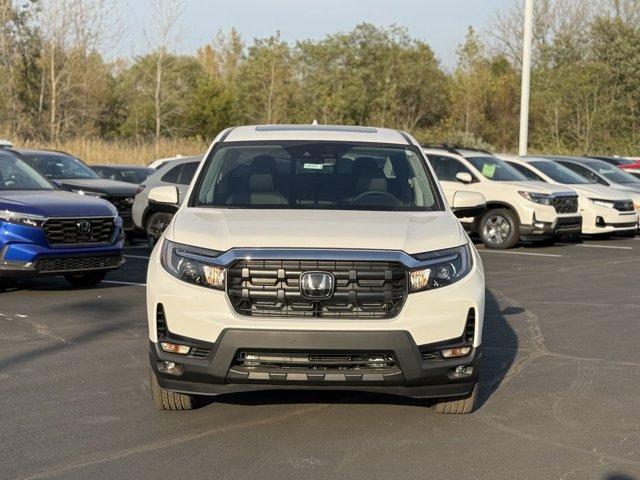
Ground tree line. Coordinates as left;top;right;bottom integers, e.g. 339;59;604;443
1;0;639;156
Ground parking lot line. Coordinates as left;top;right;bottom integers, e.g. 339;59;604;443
574;244;633;250
478;250;562;258
103;280;146;286
124;255;150;259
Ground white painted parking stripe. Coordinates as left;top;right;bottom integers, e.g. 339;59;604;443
574;244;633;250
478;250;562;258
103;280;146;286
124;255;150;259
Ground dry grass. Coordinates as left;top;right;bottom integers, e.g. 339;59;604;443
12;137;208;166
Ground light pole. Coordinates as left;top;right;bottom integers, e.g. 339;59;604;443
518;0;534;156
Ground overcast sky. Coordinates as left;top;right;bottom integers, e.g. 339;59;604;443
115;0;514;70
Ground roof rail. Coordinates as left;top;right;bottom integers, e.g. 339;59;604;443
422;143;493;156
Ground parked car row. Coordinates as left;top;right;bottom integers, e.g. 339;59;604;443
422;146;640;249
0;145;202;288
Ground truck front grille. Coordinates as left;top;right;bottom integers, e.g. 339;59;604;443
553;195;578;213
43;217;115;245
35;255;122;273
227;259;407;318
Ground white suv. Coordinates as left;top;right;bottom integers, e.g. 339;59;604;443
499;155;638;236
423;147;582;249
146;125;486;414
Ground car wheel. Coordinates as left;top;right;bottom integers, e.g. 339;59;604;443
149;368;196;410
479;208;519;249
146;212;173;249
64;271;107;287
433;383;477;414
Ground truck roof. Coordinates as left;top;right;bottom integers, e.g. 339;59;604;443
223;125;412;145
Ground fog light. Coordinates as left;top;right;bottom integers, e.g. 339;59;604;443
160;342;190;355
596;216;605;227
455;365;474;376
157;360;184;376
533;222;545;228
441;346;471;358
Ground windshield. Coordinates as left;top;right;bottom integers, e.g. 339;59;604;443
530;160;595;184
467;156;528;181
0;155;53;190
193;142;441;211
21;153;99;180
586;160;640;185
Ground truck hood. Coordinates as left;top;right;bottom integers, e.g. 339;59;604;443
58;178;137;196
500;181;576;195
0;190;117;217
568;183;633;200
171;209;466;254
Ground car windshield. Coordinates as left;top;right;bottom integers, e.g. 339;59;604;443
101;167;153;183
193;142;441;211
21;153;99;180
0;155;53;190
530;160;595;184
467;156;528;181
586;160;640;185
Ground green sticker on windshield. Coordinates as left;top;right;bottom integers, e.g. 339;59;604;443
482;163;496;178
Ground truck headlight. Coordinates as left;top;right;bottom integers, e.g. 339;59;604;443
409;244;473;293
589;198;615;209
0;210;46;227
160;240;224;290
518;191;553;205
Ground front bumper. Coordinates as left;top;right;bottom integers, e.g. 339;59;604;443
150;329;479;399
0;221;124;278
519;215;582;239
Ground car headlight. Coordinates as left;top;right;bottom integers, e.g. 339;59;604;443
589;198;615;209
161;239;224;290
518;191;553;205
71;189;105;197
409;244;473;293
633;201;640;211
0;210;46;227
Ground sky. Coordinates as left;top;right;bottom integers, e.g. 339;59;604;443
115;0;514;70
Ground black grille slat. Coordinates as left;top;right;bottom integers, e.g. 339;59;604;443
553;196;578;214
35;255;121;273
43;217;115;245
227;259;407;319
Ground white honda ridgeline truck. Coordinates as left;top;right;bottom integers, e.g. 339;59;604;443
146;125;486;414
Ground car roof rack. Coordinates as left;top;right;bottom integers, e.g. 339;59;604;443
421;143;493;156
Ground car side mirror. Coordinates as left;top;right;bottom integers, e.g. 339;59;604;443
452;191;486;218
51;179;62;189
148;185;179;205
455;172;474;184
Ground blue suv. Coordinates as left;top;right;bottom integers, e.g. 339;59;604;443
0;150;124;287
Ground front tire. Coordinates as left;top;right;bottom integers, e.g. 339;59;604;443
64;271;107;287
146;212;173;249
150;369;196;410
479;208;519;249
433;383;478;414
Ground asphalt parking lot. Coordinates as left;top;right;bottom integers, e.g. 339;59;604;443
2;238;640;480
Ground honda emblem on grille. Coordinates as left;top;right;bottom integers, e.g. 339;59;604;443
76;220;92;235
300;271;335;299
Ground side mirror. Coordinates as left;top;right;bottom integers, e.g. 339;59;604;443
148;185;179;205
452;191;486;219
51;179;62;189
455;172;474;184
